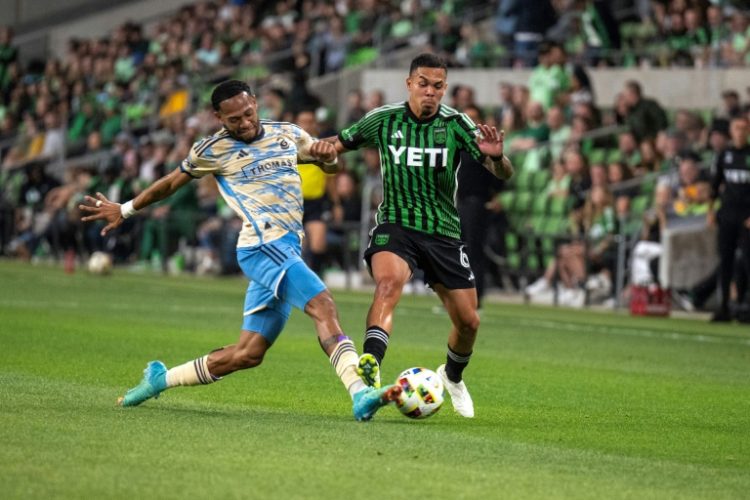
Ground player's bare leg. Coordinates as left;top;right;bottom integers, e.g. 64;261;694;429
305;289;401;420
117;331;267;407
304;219;327;275
433;285;479;418
206;332;270;375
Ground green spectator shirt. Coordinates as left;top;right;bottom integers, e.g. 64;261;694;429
529;64;569;110
338;102;484;239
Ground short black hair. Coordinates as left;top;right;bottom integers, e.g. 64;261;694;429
625;80;642;97
409;53;447;76
211;80;253;111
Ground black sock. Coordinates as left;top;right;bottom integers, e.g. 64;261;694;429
445;345;472;383
363;326;389;365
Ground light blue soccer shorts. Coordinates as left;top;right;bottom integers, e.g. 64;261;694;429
236;231;327;344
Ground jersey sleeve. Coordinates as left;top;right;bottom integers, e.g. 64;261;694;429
338;108;383;149
180;137;223;178
453;113;484;162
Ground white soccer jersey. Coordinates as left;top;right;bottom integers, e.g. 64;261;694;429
180;121;320;247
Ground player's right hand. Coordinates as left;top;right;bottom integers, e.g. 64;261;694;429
310;140;337;164
79;192;124;236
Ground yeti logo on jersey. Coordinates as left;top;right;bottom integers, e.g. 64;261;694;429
374;234;390;246
388;145;448;167
434;128;446;144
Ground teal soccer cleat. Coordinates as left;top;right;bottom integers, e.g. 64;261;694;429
117;361;168;407
357;353;381;388
352;384;402;421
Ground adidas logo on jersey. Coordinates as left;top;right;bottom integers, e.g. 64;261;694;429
391;130;404;140
237;149;250;159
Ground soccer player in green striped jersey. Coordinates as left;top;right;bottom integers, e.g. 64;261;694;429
329;53;513;417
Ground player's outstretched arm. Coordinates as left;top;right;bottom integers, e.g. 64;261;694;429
476;124;514;180
322;136;350;155
79;168;193;236
306;140;340;174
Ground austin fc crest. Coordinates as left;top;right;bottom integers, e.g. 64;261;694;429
434;127;446;144
374;234;390;246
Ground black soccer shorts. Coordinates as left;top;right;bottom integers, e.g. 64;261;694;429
302;197;326;224
363;223;476;289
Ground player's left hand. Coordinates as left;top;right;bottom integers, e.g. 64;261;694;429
476;124;505;159
79;192;124;236
310;140;337;164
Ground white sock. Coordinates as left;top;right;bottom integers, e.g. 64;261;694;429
329;337;366;397
165;355;219;387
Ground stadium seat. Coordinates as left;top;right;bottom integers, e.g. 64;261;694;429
499;191;515;212
607;149;622;163
589;148;607;165
630;195;650;218
505;232;520;252
513;192;533;215
548;196;571;217
532;170;550;191
531;196;548;215
514;169;535;192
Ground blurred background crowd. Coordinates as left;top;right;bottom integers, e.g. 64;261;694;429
1;0;749;319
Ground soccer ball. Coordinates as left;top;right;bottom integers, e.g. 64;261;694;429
87;251;113;275
394;367;444;419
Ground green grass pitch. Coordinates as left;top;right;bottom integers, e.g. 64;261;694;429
1;260;749;499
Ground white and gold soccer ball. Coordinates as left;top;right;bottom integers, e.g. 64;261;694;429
394;367;444;419
87;251;113;275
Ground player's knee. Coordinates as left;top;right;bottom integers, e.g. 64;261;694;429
234;347;265;369
305;289;337;321
458;311;480;337
374;276;403;302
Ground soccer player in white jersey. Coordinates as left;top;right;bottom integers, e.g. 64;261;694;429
80;80;401;421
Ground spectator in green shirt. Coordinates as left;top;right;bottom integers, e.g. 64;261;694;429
528;41;569;110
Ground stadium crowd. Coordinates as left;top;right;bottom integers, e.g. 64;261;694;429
1;0;749;320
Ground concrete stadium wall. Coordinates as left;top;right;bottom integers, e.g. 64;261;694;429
0;0;97;27
357;68;750;111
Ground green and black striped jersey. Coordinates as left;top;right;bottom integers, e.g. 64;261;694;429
338;102;483;239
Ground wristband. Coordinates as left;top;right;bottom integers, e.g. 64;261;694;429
121;200;138;219
321;158;338;173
